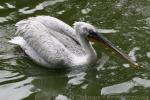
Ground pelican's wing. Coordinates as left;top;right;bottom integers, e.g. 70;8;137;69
9;36;50;67
16;16;78;43
14;20;72;67
16;16;85;56
35;16;81;45
35;16;76;35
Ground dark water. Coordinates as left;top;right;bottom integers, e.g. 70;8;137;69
0;0;150;100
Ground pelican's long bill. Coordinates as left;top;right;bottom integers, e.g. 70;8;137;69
88;30;139;67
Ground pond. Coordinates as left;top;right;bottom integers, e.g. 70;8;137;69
0;0;150;100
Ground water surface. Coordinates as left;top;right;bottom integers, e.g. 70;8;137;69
0;0;150;100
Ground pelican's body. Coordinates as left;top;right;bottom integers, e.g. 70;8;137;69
10;16;139;68
10;16;97;68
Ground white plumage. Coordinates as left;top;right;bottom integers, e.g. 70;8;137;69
9;16;97;68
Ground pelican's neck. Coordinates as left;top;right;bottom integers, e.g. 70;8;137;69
77;34;97;63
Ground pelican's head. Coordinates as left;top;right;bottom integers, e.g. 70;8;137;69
74;22;96;37
74;22;139;67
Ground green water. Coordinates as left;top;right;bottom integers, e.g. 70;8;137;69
0;0;150;100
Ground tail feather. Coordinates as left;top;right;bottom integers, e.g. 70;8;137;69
8;36;26;47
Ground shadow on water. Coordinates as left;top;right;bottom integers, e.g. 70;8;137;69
22;59;89;100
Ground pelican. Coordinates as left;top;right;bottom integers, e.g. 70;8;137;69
9;16;138;68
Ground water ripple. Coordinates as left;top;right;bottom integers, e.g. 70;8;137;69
5;3;15;9
0;17;8;23
55;94;69;100
0;77;34;100
101;81;134;95
101;77;150;95
19;0;67;15
67;72;87;85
